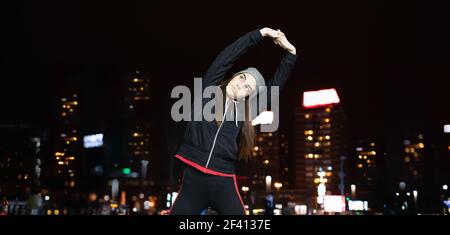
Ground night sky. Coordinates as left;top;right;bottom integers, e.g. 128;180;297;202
2;0;450;148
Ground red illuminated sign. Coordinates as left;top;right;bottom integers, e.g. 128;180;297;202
303;88;340;108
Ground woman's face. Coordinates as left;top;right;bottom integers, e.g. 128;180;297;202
225;73;257;100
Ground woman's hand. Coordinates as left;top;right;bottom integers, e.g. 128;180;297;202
260;27;284;39
260;28;296;55
274;35;296;55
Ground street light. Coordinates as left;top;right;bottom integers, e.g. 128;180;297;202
265;176;272;193
317;168;327;206
350;184;356;199
317;184;326;205
443;185;448;191
274;182;283;191
274;182;283;201
112;179;119;202
399;182;406;191
241;186;250;207
413;190;418;209
141;160;149;180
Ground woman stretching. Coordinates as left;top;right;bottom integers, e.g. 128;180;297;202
170;27;297;215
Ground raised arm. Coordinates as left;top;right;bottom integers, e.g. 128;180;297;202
263;34;298;110
268;34;297;89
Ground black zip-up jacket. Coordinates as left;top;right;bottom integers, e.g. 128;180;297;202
175;29;297;175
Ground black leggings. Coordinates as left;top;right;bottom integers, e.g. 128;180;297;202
170;166;245;215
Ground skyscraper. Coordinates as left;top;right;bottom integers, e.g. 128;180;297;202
52;94;80;191
400;134;426;190
390;132;428;214
294;88;347;211
352;140;379;207
112;69;155;213
124;70;151;179
0;124;46;202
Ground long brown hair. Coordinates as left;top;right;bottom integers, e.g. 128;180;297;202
216;77;255;161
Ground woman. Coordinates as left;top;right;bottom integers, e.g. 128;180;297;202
170;27;297;215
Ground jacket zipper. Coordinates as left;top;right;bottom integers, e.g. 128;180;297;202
205;99;232;168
